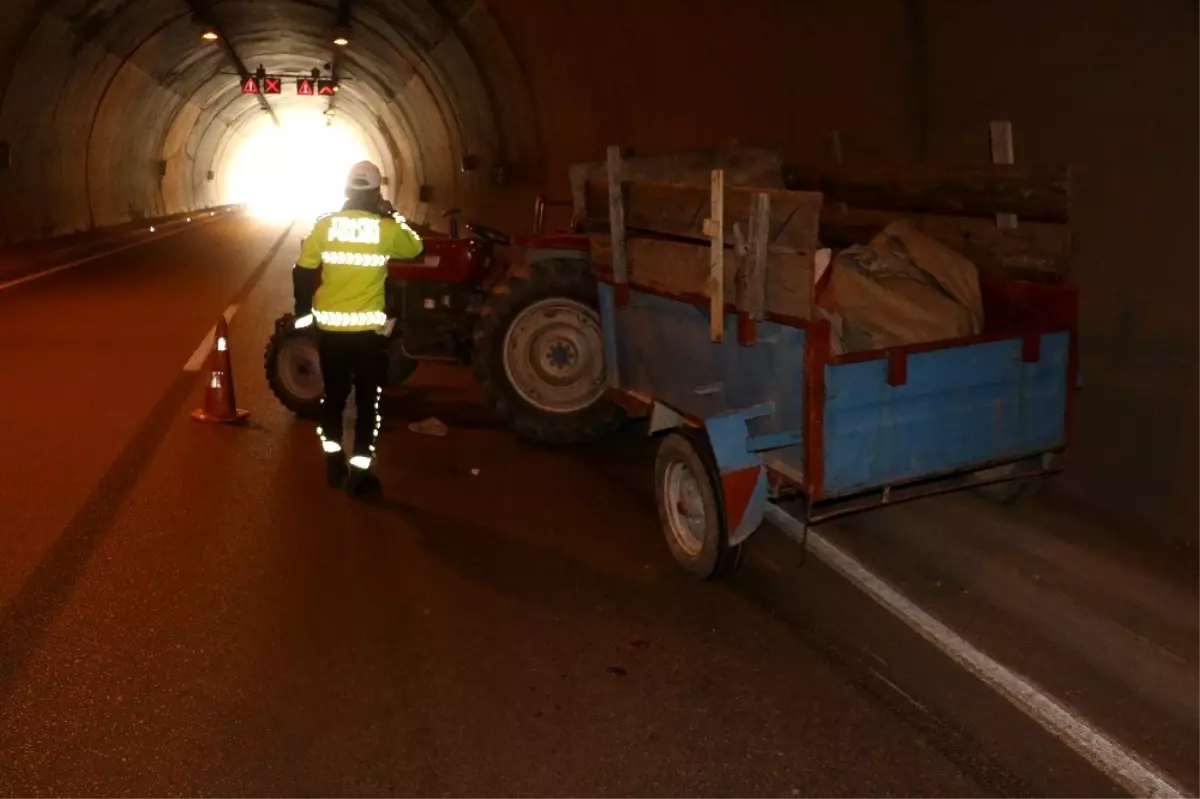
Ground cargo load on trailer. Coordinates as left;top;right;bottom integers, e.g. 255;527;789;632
816;218;985;354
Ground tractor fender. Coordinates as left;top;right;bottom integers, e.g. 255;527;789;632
507;248;592;280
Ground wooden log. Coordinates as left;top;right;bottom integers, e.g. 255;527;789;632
583;179;823;254
783;162;1070;223
707;170;725;342
570;145;785;221
590;235;813;320
819;209;1071;282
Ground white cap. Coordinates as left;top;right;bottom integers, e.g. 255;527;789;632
346;161;382;191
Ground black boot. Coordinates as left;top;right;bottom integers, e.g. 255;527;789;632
345;459;381;498
325;453;349;488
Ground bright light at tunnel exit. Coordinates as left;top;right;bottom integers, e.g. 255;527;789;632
224;110;372;222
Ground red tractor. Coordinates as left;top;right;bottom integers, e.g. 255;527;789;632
264;206;626;443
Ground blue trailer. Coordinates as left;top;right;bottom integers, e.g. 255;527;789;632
575;151;1078;578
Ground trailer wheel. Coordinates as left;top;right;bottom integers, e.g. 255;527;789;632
654;432;744;579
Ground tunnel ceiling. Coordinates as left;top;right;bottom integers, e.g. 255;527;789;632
0;0;535;241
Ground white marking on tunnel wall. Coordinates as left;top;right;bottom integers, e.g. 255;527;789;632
183;305;239;372
763;505;1191;799
0;211;226;293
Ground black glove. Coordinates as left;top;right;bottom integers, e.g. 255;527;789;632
292;266;318;317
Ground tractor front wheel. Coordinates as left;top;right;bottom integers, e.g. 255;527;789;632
265;319;324;419
264;315;418;419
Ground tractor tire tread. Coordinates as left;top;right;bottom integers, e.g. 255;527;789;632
473;258;624;445
264;327;323;419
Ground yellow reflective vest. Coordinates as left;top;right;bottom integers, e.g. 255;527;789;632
296;210;424;332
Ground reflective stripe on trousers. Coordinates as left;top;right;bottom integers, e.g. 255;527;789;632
319;431;342;454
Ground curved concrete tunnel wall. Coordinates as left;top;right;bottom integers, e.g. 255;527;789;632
0;0;532;241
0;0;1195;543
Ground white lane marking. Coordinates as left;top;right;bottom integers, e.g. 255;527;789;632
0;212;227;293
763;505;1191;799
183;304;239;372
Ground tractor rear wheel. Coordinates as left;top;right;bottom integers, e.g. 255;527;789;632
473;259;625;444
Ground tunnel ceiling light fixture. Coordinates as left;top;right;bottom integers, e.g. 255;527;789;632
333;35;349;47
201;28;219;41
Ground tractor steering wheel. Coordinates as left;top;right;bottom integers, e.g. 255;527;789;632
465;223;511;247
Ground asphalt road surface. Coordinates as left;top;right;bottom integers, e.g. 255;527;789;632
0;214;1195;797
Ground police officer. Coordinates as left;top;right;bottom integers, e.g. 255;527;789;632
291;161;424;496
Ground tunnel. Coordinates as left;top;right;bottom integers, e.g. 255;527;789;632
0;0;544;235
0;2;1197;794
1;0;1195;543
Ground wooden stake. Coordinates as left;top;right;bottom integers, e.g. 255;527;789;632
606;146;628;295
826;130;848;214
705;169;725;342
990;120;1017;229
745;192;770;323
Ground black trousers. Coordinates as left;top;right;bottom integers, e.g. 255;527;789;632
317;330;388;459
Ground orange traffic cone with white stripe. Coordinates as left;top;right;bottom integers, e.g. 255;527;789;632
192;315;250;423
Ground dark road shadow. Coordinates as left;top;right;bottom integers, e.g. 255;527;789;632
367;495;685;632
380;386;505;432
553;422;659;513
0;372;198;703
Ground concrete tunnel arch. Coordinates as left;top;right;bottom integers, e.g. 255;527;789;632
0;0;540;244
1;0;1195;546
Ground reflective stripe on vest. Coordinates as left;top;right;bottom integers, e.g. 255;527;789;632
322;251;389;268
312;309;388;328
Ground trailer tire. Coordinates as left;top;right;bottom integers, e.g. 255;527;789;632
473;258;625;444
654;432;744;579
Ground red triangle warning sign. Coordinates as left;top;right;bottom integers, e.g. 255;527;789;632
297;78;314;96
241;76;260;95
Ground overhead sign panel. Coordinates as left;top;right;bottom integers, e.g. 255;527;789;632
239;75;338;96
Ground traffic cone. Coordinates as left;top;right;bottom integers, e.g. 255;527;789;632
192;315;250;423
